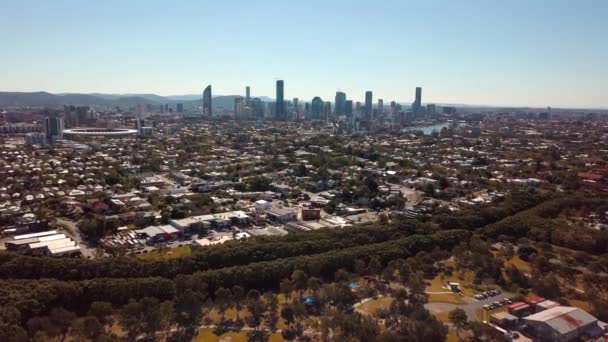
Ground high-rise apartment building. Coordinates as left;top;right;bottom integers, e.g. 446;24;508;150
202;85;212;116
44;115;64;142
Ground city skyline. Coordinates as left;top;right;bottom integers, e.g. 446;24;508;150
1;0;607;108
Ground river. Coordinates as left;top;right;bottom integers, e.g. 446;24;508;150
401;122;449;135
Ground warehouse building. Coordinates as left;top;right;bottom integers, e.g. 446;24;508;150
4;230;80;256
523;306;605;342
170;211;251;232
135;225;180;243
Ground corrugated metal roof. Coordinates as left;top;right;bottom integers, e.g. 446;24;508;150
525;306;597;335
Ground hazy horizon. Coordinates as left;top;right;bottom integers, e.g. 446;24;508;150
1;0;607;108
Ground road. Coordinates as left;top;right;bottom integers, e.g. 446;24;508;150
55;217;96;258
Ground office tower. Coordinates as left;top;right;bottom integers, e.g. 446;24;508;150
335;91;346;116
202;85;212;116
253;98;265;120
345;100;353;116
426;104;436;117
176;103;183;113
412;86;423;118
269;102;276;119
285;100;294;119
311;97;323;120
378;99;384;114
234;97;244;119
293;98;299;115
44;115;64;142
136;104;145;116
292;98;300;119
443;106;456;115
365;91;373;119
405;111;415;123
323;102;331;121
245;86;250;103
276;80;285;120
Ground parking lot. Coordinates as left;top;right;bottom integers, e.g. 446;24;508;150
426;288;515;323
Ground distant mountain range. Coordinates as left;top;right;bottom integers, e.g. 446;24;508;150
0;92;273;109
2;91;600;111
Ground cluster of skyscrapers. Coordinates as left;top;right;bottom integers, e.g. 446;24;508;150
198;81;439;130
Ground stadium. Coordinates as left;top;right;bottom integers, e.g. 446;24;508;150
63;127;138;138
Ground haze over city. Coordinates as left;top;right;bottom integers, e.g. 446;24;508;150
1;0;607;108
3;2;608;342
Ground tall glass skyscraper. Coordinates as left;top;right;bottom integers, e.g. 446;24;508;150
335;91;346;117
202;85;212;116
365;91;373;119
311;97;323;120
345;100;353;116
413;86;422;118
276;80;285;120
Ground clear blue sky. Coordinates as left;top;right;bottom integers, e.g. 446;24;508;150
1;0;606;108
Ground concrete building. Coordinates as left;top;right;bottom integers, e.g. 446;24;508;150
302;208;321;221
265;207;297;223
255;200;272;212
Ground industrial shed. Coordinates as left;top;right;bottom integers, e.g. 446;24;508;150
523;306;604;342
